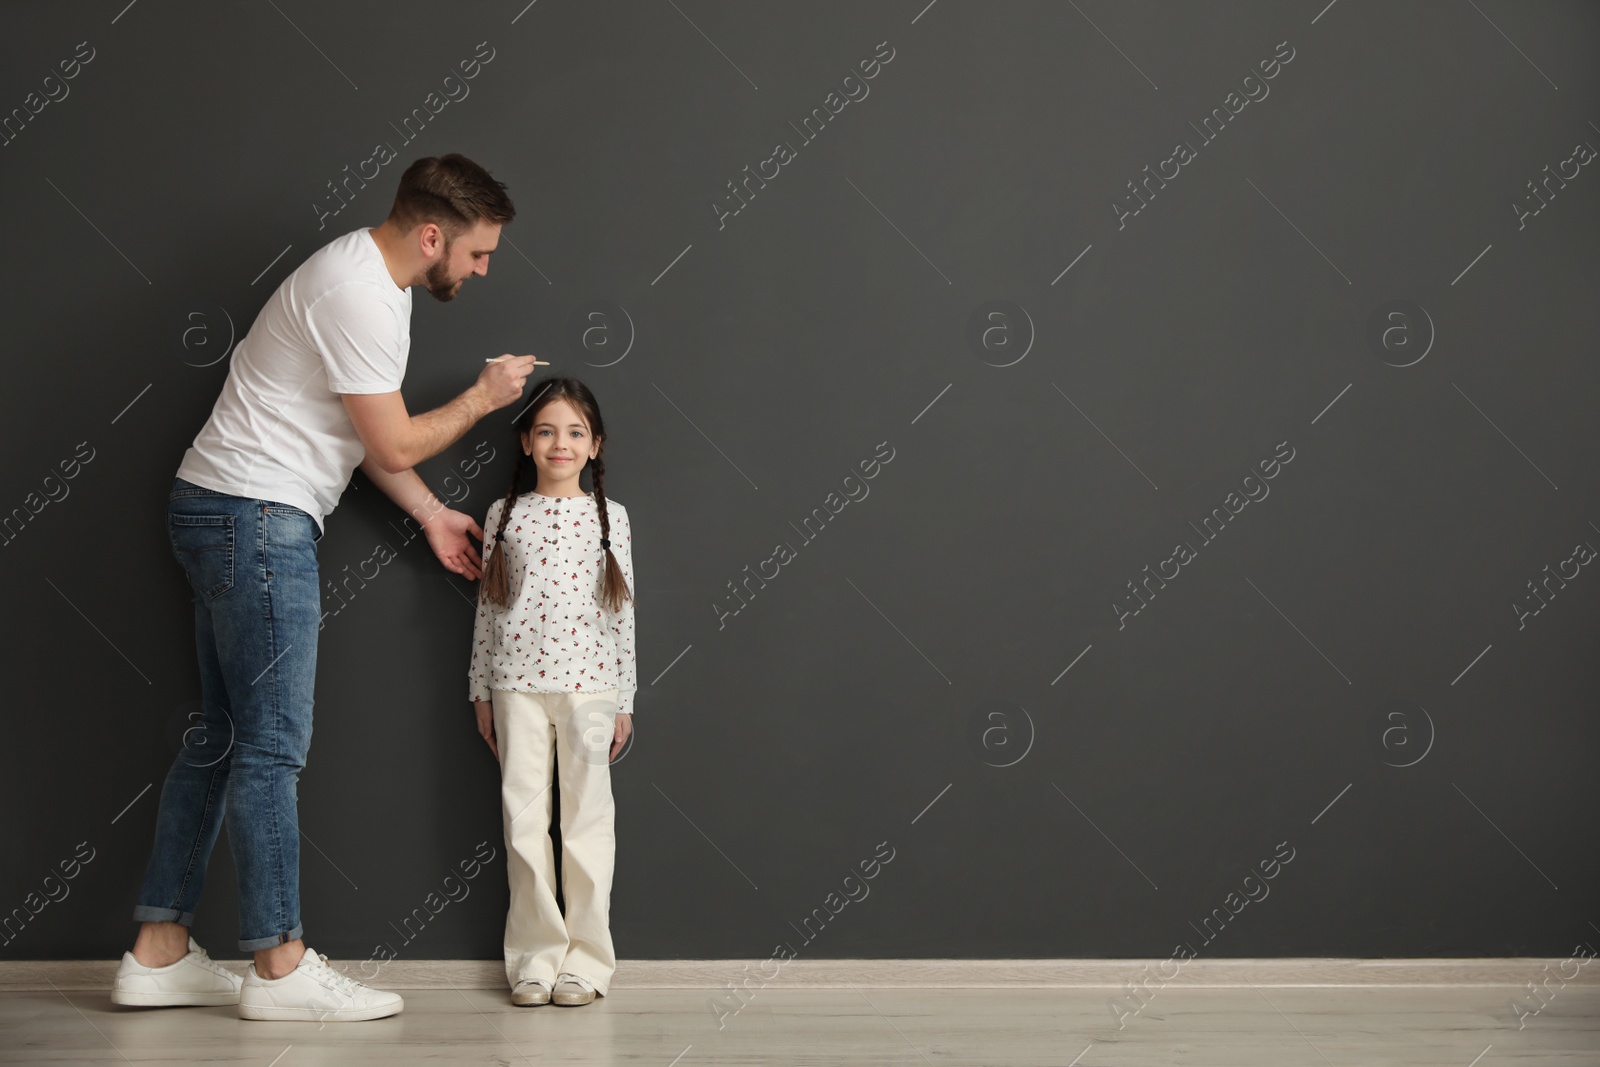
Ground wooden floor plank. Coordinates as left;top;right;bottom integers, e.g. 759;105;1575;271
1;985;1594;1065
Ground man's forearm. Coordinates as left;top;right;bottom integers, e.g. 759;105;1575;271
358;459;449;528
392;385;494;470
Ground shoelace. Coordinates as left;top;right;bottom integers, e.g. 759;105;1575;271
303;952;362;996
556;972;595;993
187;946;236;981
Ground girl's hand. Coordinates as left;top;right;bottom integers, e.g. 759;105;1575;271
474;700;499;761
611;713;632;763
425;508;486;580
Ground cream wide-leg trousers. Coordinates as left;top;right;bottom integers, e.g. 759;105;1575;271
491;688;621;995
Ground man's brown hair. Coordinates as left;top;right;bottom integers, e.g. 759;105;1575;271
387;153;515;240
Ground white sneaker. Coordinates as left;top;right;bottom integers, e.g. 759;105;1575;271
238;946;403;1022
111;937;243;1006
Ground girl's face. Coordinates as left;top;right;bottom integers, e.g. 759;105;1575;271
521;398;600;491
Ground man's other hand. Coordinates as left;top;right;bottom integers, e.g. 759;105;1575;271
425;507;486;580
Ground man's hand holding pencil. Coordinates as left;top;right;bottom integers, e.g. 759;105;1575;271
477;354;549;408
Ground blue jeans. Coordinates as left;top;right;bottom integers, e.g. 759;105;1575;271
133;477;322;951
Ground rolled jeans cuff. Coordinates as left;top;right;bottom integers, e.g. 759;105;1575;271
131;905;195;927
239;924;304;952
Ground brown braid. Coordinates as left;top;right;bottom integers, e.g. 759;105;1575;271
477;444;530;610
589;451;633;615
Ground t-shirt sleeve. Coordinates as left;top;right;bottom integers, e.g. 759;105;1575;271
306;283;408;394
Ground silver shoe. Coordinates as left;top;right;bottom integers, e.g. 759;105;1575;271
512;979;552;1006
551;972;596;1006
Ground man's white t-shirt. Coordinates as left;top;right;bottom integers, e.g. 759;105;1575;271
177;228;412;534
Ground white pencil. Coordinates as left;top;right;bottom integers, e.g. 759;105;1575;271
486;356;550;365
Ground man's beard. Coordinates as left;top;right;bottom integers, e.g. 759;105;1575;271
423;242;463;302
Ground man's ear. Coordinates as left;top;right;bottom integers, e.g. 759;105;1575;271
419;222;445;257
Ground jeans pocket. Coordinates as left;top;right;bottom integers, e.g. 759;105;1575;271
262;504;322;557
169;514;235;599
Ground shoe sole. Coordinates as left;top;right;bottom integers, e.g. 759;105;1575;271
111;989;240;1007
551;994;595;1006
238;1001;404;1022
511;995;550;1006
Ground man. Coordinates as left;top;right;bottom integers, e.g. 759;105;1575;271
110;154;539;1022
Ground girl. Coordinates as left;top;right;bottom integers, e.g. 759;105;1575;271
468;377;636;1008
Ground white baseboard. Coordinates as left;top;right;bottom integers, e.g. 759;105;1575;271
3;957;1593;992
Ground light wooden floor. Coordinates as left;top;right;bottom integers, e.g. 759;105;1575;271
1;985;1595;1065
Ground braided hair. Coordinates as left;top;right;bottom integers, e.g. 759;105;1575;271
478;377;633;616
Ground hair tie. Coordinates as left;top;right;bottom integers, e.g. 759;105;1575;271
600;537;610;549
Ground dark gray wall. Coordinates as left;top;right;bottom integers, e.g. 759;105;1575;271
2;0;1596;965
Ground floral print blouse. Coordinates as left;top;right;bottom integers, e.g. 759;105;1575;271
468;490;637;713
